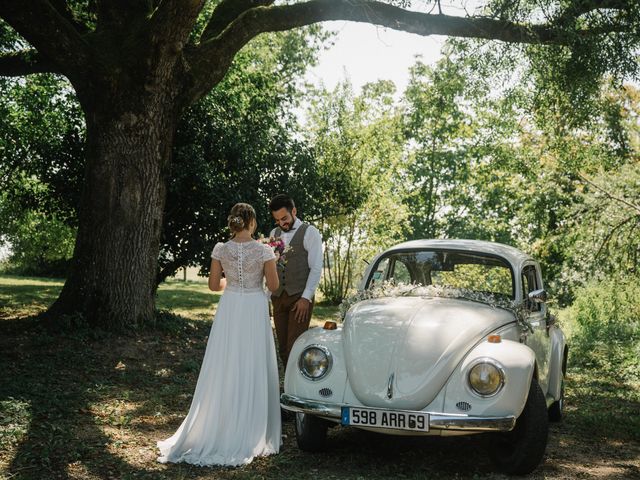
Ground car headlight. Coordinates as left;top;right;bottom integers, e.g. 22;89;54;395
467;359;505;397
299;345;332;381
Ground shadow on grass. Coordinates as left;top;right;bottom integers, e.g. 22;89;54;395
565;373;640;442
1;304;639;479
0;313;216;480
0;282;63;317
155;281;220;313
0;275;220;320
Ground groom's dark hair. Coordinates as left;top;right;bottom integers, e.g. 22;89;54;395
269;194;295;213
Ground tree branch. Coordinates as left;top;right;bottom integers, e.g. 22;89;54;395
49;0;92;35
142;0;207;95
95;0;152;32
555;0;632;25
579;172;640;214
216;0;598;48
595;213;638;260
182;0;633;106
200;0;275;41
149;0;206;46
0;50;61;76
0;1;90;77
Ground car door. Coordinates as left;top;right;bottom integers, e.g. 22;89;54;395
521;262;552;395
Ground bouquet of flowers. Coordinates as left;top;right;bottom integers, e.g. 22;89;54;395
259;236;292;266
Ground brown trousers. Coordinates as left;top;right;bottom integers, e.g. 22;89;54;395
272;291;314;367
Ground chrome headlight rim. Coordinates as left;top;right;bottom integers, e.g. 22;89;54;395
466;357;506;398
298;344;333;381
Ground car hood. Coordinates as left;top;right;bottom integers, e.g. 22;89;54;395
343;296;515;409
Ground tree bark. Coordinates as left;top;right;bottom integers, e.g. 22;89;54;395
48;90;175;330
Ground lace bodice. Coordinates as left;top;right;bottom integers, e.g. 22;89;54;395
211;240;275;293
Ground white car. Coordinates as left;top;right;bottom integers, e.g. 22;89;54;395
281;239;567;475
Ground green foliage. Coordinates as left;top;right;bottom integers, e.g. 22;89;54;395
301;44;638;305
406;42;639;305
562;163;640;284
572;277;640;341
160;29;328;282
0;74;85;224
402;55;475;239
306;79;410;303
0;73;83;276
479;0;640;126
567;277;640;383
546;85;640;301
0;207;75;277
0;17;28;52
0;28;330;283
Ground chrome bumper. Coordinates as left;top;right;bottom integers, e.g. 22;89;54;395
281;393;516;432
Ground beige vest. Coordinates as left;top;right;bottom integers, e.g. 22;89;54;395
272;223;310;297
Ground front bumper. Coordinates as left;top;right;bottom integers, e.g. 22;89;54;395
281;393;516;432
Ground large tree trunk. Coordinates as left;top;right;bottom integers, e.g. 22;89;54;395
49;92;175;330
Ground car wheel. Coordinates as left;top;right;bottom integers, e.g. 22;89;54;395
489;378;549;475
294;412;329;452
548;377;565;422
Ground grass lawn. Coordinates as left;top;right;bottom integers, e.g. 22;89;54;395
1;275;639;479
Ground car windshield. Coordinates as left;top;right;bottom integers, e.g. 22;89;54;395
367;249;514;300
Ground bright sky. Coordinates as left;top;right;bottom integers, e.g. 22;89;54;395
306;21;446;95
305;0;482;95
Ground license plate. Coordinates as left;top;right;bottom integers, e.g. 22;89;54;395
341;406;429;432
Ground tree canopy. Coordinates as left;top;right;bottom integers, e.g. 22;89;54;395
0;0;638;330
1;1;637;93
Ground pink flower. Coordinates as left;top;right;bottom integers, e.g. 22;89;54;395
259;236;291;265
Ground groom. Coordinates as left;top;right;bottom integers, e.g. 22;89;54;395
269;194;323;368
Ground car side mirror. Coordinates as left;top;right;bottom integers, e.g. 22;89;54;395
528;289;548;304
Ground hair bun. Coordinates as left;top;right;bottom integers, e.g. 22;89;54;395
229;215;244;228
227;202;256;235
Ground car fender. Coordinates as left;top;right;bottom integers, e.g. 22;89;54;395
284;327;348;403
546;325;567;402
443;339;536;419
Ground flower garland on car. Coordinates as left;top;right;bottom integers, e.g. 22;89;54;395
337;281;533;333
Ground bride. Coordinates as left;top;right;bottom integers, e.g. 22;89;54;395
157;202;281;466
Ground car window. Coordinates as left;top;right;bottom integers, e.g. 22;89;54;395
367;250;514;299
432;264;513;298
391;260;412;284
370;257;389;287
521;265;541;311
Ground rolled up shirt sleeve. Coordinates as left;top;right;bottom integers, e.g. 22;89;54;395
302;225;323;301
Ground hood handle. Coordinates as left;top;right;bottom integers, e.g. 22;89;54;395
387;373;395;399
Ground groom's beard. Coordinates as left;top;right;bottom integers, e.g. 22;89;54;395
279;217;295;231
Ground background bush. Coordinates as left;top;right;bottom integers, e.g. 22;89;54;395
567;277;640;382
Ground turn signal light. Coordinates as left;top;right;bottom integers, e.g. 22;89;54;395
488;335;502;343
323;321;337;330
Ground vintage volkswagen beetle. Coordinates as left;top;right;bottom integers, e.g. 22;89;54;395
281;239;568;475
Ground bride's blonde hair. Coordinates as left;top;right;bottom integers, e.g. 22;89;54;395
227;203;257;235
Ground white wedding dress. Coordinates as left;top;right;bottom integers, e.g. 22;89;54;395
157;240;281;466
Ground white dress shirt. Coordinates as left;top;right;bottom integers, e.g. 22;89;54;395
270;217;323;301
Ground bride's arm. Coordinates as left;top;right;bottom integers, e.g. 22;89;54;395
263;259;279;292
208;259;226;292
